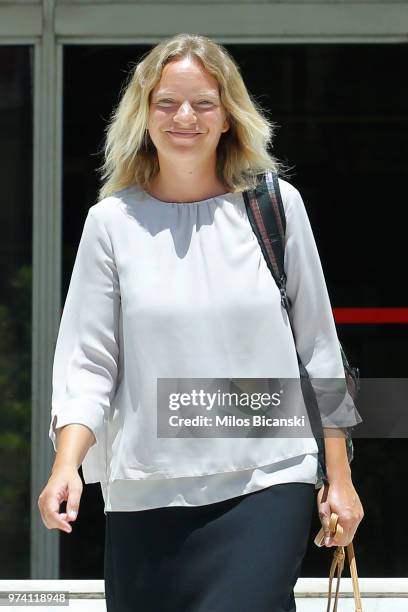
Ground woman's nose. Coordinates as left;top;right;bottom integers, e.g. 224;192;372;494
174;101;196;121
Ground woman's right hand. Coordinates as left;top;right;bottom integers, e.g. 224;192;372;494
38;466;83;534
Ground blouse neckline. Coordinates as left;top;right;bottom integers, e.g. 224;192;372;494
140;187;237;207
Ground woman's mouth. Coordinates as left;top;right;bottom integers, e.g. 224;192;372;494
166;132;202;138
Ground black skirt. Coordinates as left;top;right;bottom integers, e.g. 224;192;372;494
104;482;316;612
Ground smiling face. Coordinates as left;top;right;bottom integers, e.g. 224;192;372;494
147;56;230;162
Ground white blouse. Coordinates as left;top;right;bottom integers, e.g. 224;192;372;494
49;177;357;513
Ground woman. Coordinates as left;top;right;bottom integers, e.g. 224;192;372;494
38;33;364;611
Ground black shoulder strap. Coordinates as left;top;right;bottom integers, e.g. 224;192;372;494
243;171;359;484
243;169;328;484
242;170;292;312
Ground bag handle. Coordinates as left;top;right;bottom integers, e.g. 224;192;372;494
314;512;363;612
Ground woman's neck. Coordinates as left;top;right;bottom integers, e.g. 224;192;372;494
146;165;229;203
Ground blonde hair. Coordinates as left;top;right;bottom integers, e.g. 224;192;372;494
96;33;292;201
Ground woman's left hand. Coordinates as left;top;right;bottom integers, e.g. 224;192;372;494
317;478;364;547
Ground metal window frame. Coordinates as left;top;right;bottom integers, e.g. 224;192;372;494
0;0;407;580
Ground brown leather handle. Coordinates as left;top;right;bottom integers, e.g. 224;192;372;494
314;512;363;612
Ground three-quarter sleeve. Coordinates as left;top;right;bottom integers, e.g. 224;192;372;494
49;208;120;452
283;185;362;428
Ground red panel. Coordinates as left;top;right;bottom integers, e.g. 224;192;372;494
333;308;408;324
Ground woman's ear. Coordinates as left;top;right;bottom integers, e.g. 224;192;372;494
221;116;230;133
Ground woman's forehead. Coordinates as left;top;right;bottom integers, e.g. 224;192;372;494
153;58;220;94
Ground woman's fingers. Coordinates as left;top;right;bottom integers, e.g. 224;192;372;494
317;485;333;545
38;490;73;532
60;512;77;533
66;485;82;522
38;468;83;533
317;479;364;547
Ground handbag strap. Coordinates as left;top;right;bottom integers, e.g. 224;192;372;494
326;545;345;612
347;542;363;612
326;543;363;612
324;515;363;612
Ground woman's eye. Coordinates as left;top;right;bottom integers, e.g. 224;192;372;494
157;100;213;106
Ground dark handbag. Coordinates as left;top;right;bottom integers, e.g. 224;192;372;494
242;170;360;488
